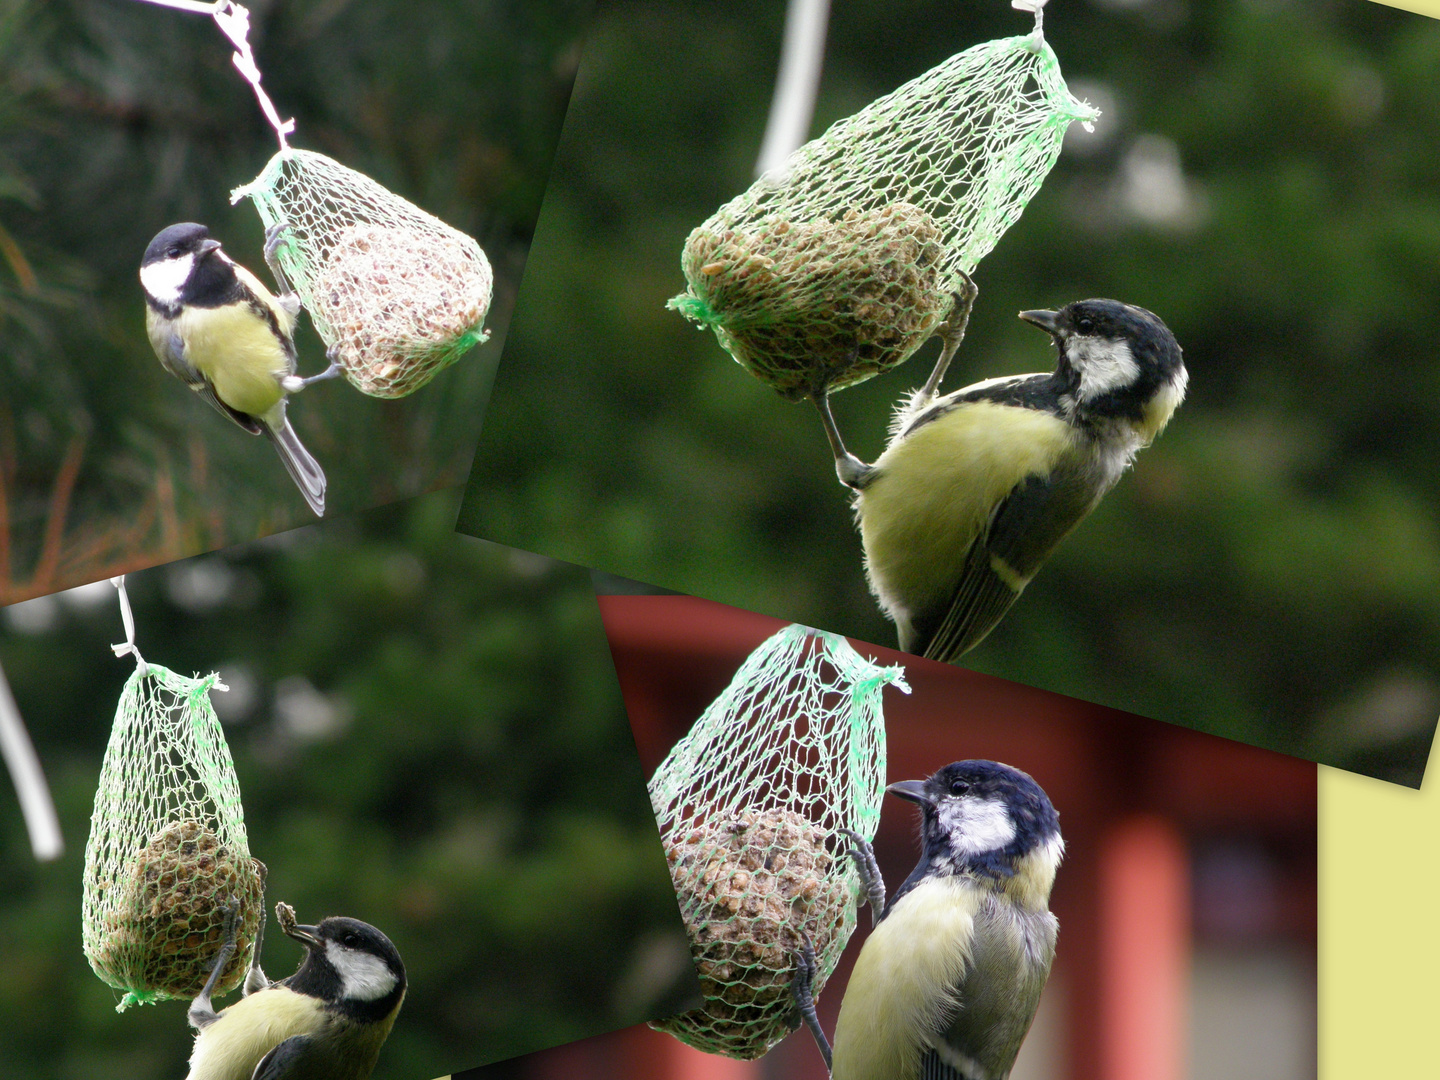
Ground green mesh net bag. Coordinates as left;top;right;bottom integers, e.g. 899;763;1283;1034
648;624;908;1059
231;148;493;399
82;664;265;1011
668;11;1098;400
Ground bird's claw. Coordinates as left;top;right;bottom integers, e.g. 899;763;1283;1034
838;827;886;924
263;220;298;299
188;895;243;1031
812;371;875;491
791;931;833;1072
280;350;344;394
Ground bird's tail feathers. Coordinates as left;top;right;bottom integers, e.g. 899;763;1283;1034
263;411;326;517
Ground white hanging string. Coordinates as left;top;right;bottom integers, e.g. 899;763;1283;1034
131;0;295;152
0;661;64;861
1013;0;1048;38
109;576;148;676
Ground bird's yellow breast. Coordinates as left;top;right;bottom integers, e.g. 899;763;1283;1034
831;877;982;1080
186;986;326;1080
856;402;1075;616
177;302;293;419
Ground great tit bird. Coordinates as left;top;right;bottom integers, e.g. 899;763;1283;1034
140;222;342;518
793;760;1063;1080
186;900;406;1080
834;292;1187;661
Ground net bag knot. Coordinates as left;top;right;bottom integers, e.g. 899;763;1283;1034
648;624;909;1058
232;148;494;399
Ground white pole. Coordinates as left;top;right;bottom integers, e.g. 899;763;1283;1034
755;0;832;178
0;662;63;861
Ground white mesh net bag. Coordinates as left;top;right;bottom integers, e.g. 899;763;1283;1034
232;148;494;399
82;663;264;1011
668;8;1098;400
648;624;908;1058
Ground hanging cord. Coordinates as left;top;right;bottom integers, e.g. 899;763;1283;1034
755;0;831;179
131;0;295;153
0;661;64;861
109;576;148;677
1013;0;1048;43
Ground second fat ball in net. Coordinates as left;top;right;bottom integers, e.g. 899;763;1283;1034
648;625;908;1059
82;665;265;1009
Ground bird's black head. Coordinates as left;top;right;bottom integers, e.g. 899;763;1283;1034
283;911;407;1023
141;222;215;267
1019;299;1187;434
889;760;1062;893
140;222;235;311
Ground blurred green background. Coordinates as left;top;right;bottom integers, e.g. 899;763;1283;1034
461;0;1440;784
0;0;589;603
0;489;698;1079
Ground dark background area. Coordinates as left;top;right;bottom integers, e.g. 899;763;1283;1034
0;490;697;1080
0;0;589;603
459;0;1440;785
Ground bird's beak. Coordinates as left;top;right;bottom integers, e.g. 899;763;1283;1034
284;921;323;949
1018;309;1060;334
198;238;222;256
887;779;933;806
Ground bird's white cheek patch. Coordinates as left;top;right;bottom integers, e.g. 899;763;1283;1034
326;942;398;1002
140;254;193;306
938;796;1017;854
1071;337;1141;400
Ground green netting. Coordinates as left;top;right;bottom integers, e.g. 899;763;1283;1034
82;664;264;1012
668;25;1098;400
648;624;908;1059
231;148;493;399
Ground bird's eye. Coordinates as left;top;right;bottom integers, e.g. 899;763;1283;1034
949;779;971;796
1076;316;1095;334
167;246;183;258
343;932;359;946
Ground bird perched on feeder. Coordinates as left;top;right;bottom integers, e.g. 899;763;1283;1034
793;759;1063;1080
140;222;342;517
825;285;1187;661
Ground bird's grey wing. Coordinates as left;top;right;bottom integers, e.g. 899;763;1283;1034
149;319;264;435
916;463;1097;663
924;903;1058;1080
250;1035;314;1080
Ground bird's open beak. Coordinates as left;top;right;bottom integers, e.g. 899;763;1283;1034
284;921;323;949
887;779;933;806
1018;309;1060;334
198;238;222;256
